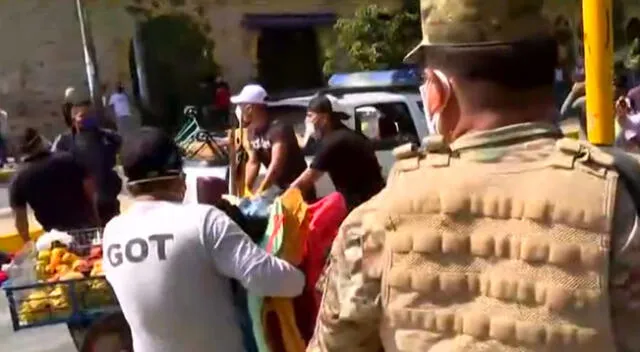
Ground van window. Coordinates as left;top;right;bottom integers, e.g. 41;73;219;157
265;104;316;155
355;102;419;150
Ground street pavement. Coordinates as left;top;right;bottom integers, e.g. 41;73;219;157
0;184;8;209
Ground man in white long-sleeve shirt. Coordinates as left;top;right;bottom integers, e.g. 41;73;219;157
102;127;305;352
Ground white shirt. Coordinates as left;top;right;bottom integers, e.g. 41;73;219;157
102;201;304;352
0;109;8;136
108;92;131;118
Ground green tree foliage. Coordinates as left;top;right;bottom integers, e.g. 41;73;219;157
323;4;421;74
138;14;218;131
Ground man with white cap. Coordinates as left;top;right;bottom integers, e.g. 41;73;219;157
231;84;315;201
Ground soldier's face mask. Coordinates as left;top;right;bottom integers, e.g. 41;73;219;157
419;69;451;135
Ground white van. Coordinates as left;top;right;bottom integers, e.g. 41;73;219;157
183;70;428;201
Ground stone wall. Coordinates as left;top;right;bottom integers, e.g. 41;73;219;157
0;0;402;140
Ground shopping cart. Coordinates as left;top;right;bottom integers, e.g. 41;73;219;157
2;228;131;351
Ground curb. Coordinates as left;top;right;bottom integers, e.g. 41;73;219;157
0;169;15;183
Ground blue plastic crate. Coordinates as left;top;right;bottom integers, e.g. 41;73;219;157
2;276;118;330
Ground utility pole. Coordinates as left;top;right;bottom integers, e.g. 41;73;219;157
132;21;150;113
582;0;614;145
74;0;103;111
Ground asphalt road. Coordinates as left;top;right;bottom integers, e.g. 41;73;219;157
0;184;8;209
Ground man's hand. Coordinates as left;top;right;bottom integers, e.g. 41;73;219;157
290;168;323;193
571;81;586;96
616;97;632;119
12;207;30;244
13;240;35;263
258;140;287;193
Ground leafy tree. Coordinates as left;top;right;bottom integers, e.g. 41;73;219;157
323;4;421;75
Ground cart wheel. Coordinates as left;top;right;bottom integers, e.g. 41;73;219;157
80;313;132;352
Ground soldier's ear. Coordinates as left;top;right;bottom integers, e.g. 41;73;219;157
424;69;449;114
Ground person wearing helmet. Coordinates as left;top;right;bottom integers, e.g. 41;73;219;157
52;86;122;225
308;1;640;351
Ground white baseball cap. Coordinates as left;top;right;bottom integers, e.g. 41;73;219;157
230;84;268;105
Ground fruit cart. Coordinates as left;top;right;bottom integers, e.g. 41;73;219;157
1;228;132;351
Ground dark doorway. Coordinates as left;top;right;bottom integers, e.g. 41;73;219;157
627;18;640;42
129;14;216;132
257;27;324;92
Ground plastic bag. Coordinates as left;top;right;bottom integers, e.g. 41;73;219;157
35;229;73;252
4;241;37;294
238;186;282;219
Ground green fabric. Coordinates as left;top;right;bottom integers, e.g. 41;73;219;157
247;199;285;352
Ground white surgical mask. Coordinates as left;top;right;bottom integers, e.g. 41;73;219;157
303;120;317;143
419;69;451;135
234;105;243;124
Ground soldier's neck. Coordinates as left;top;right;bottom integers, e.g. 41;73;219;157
450;106;556;141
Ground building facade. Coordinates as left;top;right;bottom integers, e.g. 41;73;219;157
0;0;639;138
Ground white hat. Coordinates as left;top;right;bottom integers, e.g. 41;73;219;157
230;84;268;104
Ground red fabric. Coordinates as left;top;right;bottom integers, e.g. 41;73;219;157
301;193;348;313
263;193;348;348
214;87;231;110
0;271;7;285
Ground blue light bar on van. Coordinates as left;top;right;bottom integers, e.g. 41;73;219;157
327;68;421;88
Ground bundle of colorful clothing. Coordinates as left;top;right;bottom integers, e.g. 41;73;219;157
246;190;348;352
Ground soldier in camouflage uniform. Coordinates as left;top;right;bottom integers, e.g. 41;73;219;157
308;0;640;351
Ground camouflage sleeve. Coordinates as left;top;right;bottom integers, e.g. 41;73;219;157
610;181;640;310
306;194;386;352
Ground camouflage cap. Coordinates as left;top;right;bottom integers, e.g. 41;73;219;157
404;0;552;63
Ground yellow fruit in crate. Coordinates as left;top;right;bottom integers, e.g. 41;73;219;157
18;306;48;324
61;252;78;264
60;271;84;281
37;250;51;262
25;290;50;312
89;278;108;291
50;248;66;266
90;266;103;277
55;264;71;275
34;263;48;279
71;259;90;273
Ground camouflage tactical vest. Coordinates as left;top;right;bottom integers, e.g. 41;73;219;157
378;136;619;351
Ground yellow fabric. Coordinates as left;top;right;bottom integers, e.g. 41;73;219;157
263;298;306;352
261;188;309;352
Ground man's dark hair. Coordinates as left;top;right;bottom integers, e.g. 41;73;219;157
62;102;73;128
20;127;41;154
424;36;558;108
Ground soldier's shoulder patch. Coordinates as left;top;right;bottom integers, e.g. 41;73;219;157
392;143;419;160
554;137;616;170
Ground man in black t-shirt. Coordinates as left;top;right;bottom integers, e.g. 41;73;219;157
10;128;98;244
231;84;316;202
291;94;384;210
